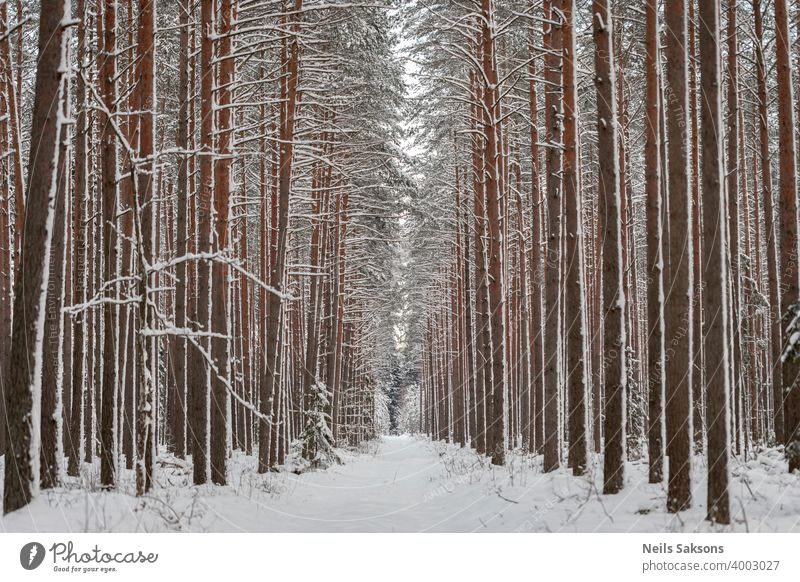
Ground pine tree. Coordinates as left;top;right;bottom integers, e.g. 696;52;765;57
171;0;191;460
3;0;70;514
542;0;562;474
134;0;156;497
259;0;303;472
210;0;235;486
593;0;626;495
644;0;664;485
562;0;587;476
775;0;800;469
664;0;693;512
479;0;506;467
99;0;119;490
698;0;731;524
753;0;781;447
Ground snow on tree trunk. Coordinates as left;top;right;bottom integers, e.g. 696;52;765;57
3;0;70;514
644;0;665;486
593;0;627;496
562;0;588;477
542;0;562;474
99;0;119;491
698;0;732;525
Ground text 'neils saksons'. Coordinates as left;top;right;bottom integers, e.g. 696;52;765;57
643;543;724;554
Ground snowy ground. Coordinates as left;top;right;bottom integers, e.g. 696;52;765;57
1;435;799;532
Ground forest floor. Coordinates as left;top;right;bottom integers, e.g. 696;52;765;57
1;435;800;532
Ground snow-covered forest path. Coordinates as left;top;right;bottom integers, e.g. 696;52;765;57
2;436;528;533
3;436;800;532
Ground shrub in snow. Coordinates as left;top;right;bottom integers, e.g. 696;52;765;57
780;303;800;471
293;381;341;472
786;442;800;473
781;303;800;363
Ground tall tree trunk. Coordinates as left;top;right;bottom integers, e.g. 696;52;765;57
542;0;562;473
480;0;506;466
644;0;664;485
0;2;21;459
99;0;118;490
259;0;302;473
301;117;331;461
210;0;235;486
189;0;214;485
776;0;800;468
134;0;156;497
664;0;693;512
67;0;89;478
40;87;69;490
527;18;544;454
0;4;9;459
469;63;490;454
689;0;704;453
594;0;626;495
754;0;782;446
172;0;190;460
698;0;731;524
3;0;69;514
562;0;587;476
1;0;24;260
726;0;743;457
461;163;476;448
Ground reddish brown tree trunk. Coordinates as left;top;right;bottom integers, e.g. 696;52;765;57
754;0;782;446
726;0;743;457
134;0;156;497
189;0;214;485
3;0;68;514
99;0;118;490
562;0;587;476
664;0;693;512
644;0;664;485
594;0;626;495
171;0;190;460
542;0;562;473
776;0;800;467
40;90;69;490
259;0;302;471
480;0;506;466
698;0;731;524
209;0;235;486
